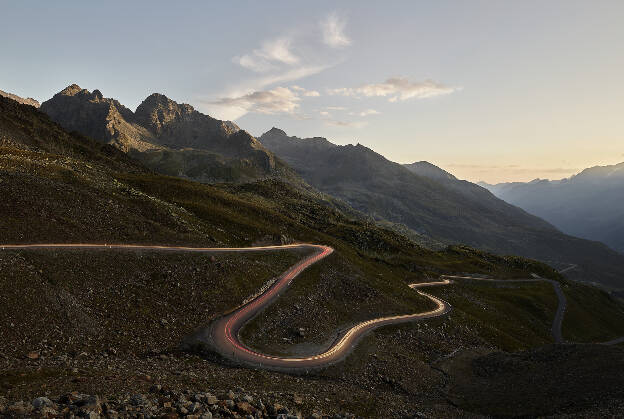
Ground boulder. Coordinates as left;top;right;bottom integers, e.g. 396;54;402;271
32;397;54;409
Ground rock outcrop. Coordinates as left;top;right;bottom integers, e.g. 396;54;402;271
41;84;155;152
0;89;40;108
40;85;281;183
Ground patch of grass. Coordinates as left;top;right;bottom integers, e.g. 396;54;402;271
562;282;624;342
424;280;558;350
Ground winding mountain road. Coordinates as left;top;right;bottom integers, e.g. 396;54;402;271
2;243;622;373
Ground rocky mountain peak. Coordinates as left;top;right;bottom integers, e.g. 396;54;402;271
59;84;84;96
39;84;279;182
266;127;288;137
54;85;110;104
135;93;198;135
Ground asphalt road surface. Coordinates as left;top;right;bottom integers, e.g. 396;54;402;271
2;243;622;373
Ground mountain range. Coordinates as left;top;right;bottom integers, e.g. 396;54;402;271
480;162;624;253
7;84;622;290
2;88;624;417
39;85;293;183
259;128;624;290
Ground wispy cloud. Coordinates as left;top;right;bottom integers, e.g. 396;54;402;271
321;12;351;48
212;86;301;117
291;85;321;97
205;65;330;119
329;77;457;102
204;15;352;120
324;119;367;128
254;64;332;91
234;38;299;73
350;109;379;117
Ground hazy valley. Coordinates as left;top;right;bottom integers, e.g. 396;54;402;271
480;163;624;254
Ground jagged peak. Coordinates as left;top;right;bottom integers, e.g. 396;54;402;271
264;127;288;137
137;93;195;117
143;92;173;103
59;84;84;96
55;85;108;103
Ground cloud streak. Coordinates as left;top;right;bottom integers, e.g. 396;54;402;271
324;119;367;128
212;86;301;116
206;13;352;120
291;85;321;97
234;38;300;73
321;13;351;48
211;84;320;118
329;77;457;102
350;109;380;116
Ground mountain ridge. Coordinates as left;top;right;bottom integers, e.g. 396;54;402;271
40;84;286;183
259;128;624;290
2;90;624;418
404;161;456;181
0;88;40;108
481;162;624;253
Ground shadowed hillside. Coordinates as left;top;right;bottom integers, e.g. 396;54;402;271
2;94;624;417
260;128;624;290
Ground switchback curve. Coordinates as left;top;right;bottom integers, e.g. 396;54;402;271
2;243;622;373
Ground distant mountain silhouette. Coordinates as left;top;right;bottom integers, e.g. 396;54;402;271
260;128;624;290
480;162;624;253
40;85;291;183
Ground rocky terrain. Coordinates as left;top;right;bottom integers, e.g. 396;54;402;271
0;89;40;108
2;95;624;417
259;128;624;291
40;85;292;183
0;387;356;418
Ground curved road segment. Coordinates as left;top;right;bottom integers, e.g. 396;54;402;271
1;243;622;372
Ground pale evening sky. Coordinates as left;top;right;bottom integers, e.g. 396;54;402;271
1;0;623;183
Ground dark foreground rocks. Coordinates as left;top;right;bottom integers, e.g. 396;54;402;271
0;386;358;418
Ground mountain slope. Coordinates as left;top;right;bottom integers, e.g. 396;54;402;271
404;160;456;181
3;94;624;417
0;88;40;108
480;163;624;253
259;128;624;290
40;85;291;183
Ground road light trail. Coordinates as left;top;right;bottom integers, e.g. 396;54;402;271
2;243;622;373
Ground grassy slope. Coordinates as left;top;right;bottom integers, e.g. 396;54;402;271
2;96;624;416
562;282;624;342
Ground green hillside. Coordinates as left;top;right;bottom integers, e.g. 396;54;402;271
1;96;624;417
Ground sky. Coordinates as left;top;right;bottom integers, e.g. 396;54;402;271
1;0;623;183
